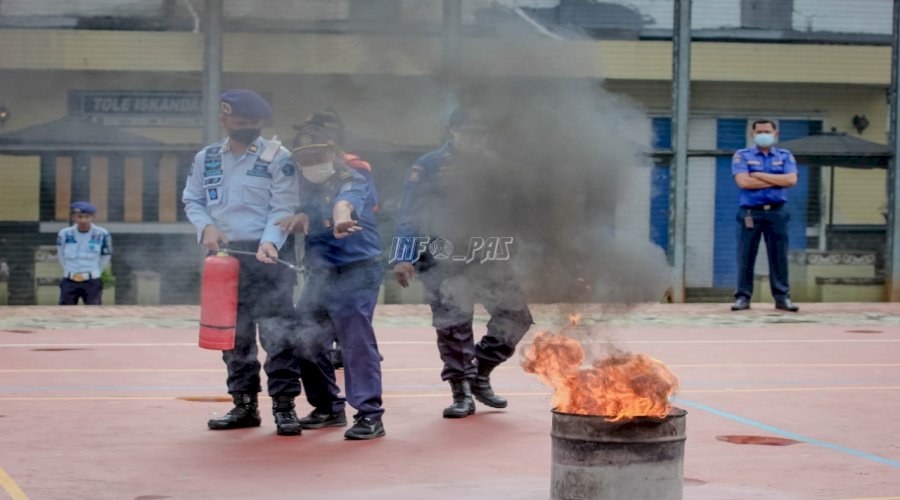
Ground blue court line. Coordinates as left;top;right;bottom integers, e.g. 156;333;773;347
673;397;900;469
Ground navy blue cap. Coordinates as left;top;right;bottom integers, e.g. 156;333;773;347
70;201;96;214
220;89;273;120
291;123;337;165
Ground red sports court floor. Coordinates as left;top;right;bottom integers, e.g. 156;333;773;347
1;303;899;499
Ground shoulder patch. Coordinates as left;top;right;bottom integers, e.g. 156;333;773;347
732;153;741;163
408;165;423;182
248;144;259;153
339;170;352;180
282;164;295;177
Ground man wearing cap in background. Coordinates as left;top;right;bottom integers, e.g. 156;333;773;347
278;122;386;440
182;89;303;436
56;201;112;305
392;108;534;419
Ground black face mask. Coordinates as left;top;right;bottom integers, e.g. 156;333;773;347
228;127;262;145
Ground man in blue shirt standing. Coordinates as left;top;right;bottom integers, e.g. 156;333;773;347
731;119;800;312
56;201;112;305
182;89;303;435
278;124;386;440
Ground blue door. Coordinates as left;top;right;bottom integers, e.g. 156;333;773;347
649;117;672;253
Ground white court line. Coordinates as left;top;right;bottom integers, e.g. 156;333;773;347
3;339;900;348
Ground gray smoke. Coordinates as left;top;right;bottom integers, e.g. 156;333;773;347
429;73;671;306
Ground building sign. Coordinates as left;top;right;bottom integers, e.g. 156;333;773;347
68;91;202;127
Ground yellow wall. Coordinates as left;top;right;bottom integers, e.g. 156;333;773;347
0;29;891;84
0;155;40;221
830;168;887;225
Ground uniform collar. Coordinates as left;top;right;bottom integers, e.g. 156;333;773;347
219;136;264;155
752;144;778;156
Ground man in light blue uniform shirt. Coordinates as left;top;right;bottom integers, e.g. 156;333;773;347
731;119;800;312
56;201;112;305
182;89;304;436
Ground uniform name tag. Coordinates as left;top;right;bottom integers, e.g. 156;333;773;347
773;161;783;166
746;160;761;166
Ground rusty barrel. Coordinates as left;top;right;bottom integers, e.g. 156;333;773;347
550;408;687;500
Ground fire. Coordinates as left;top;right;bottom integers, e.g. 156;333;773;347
522;326;679;422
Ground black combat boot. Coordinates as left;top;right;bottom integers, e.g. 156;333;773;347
207;392;262;430
272;394;302;436
443;379;476;418
472;361;508;409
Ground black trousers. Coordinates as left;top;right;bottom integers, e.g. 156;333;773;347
59;278;103;305
419;262;533;381
221;241;300;397
735;206;791;301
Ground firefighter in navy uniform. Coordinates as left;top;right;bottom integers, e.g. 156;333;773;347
278;124;386;440
731;119;800;312
291;109;382;370
392;108;534;419
182;89;303;436
56;201;112;305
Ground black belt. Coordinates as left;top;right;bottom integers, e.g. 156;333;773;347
743;203;784;211
319;257;382;275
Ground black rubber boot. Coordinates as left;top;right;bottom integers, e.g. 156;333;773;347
442;379;476;418
207;393;262;430
472;361;508;409
272;394;302;436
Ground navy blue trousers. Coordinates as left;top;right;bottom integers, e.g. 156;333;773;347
221;242;300;397
294;260;384;420
59;278;103;305
419;262;533;381
735;206;791;301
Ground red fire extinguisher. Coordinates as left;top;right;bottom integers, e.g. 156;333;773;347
199;252;239;350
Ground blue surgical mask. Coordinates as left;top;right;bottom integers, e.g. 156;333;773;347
754;133;776;148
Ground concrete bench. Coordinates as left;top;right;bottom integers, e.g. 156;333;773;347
752;251;877;303
815;276;885;302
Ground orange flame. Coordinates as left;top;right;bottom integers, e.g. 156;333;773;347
522;330;679;422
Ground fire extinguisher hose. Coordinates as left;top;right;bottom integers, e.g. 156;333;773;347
219;248;306;274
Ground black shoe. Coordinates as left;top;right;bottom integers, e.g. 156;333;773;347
472;361;507;409
443;379;476;418
207;393;262;430
731;297;750;311
297;408;348;429
775;298;799;312
344;417;385;440
272;395;302;436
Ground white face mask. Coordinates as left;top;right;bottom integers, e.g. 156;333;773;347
300;161;335;184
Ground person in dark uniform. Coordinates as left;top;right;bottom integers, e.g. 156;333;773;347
291;109;382;370
392;108;534;419
278;124;386;440
731;119;800;312
56;201;112;305
182;89;304;435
